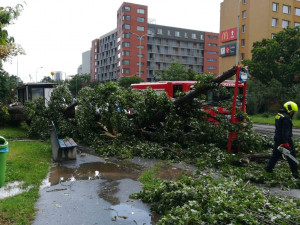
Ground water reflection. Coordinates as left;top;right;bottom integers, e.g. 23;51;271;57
0;181;33;199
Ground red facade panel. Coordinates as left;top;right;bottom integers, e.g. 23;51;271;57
203;32;219;75
90;39;99;82
117;2;148;81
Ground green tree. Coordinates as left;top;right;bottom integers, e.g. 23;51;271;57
155;61;196;81
41;76;55;83
244;27;300;87
0;4;24;62
118;76;143;89
0;64;19;102
67;74;91;97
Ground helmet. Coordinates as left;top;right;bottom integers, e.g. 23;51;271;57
284;101;298;113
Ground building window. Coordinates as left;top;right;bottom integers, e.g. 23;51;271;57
168;30;171;36
94;48;97;52
241;39;245;47
137;45;145;49
123;15;130;20
241;53;245;61
157;29;163;34
295;22;300;27
137;62;144;66
207;51;217;54
137;26;145;31
271;33;276;38
208;35;218;39
192;33;196;39
200;34;204;40
184;33;188;38
243;0;246;4
123;6;130;12
175;31;180;37
242;10;246;18
122;69;130;74
283;5;291;14
282;20;290;28
137;17;145;22
272;18;278;27
117;53;121;58
122;42;130;47
137;54;144;57
123;24;130;30
122;60;130;65
137;8;145;14
117;45;120;50
295;8;300;16
242;25;246;33
207;66;217;70
207;58;217;62
272;3;279;12
94;55;97;59
117;61;120;66
123;33;130;38
94;42;97;46
208;43;217;47
148;28;155;35
122;51;130;56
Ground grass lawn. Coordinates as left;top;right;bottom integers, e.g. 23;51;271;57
0;125;52;225
250;114;300;127
0;122;29;139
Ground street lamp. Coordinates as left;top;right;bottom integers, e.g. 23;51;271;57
36;66;43;83
129;32;154;78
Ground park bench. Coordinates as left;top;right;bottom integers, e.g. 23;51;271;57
49;121;77;161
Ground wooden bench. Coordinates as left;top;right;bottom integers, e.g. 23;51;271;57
49;121;77;161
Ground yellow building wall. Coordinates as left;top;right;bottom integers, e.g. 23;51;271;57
219;0;300;75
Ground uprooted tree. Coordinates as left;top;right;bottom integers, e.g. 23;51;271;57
25;66;271;159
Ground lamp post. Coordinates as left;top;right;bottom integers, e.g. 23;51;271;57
129;32;154;78
36;66;43;83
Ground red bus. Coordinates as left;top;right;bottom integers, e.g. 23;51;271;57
131;80;246;116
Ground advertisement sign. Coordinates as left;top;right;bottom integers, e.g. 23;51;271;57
220;27;237;43
239;66;249;83
220;43;236;57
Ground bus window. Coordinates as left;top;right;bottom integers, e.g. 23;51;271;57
206;87;243;106
173;85;183;97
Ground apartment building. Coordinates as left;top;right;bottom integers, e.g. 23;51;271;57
219;0;300;74
90;2;219;82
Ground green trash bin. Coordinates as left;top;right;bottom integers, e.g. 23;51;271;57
0;136;8;188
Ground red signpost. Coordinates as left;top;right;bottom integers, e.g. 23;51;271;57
227;65;248;152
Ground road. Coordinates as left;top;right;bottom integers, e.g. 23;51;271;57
253;123;300;137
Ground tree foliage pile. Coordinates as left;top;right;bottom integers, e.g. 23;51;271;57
132;173;300;224
25;71;271;159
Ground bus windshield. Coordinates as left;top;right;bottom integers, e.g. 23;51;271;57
207;87;243;106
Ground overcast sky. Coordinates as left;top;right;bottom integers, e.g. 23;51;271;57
3;0;223;83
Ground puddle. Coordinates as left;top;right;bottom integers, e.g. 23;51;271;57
48;161;142;186
98;180;120;205
0;181;33;199
109;203;159;224
155;165;193;180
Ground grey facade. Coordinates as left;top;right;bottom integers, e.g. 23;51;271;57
81;50;91;75
147;24;205;81
97;29;118;82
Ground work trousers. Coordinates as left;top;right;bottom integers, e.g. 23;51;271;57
266;140;298;174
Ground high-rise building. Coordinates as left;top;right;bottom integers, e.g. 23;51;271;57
90;2;219;82
219;0;300;74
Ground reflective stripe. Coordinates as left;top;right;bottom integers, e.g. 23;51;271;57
275;113;285;119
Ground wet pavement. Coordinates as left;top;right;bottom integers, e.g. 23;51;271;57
33;153;194;225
